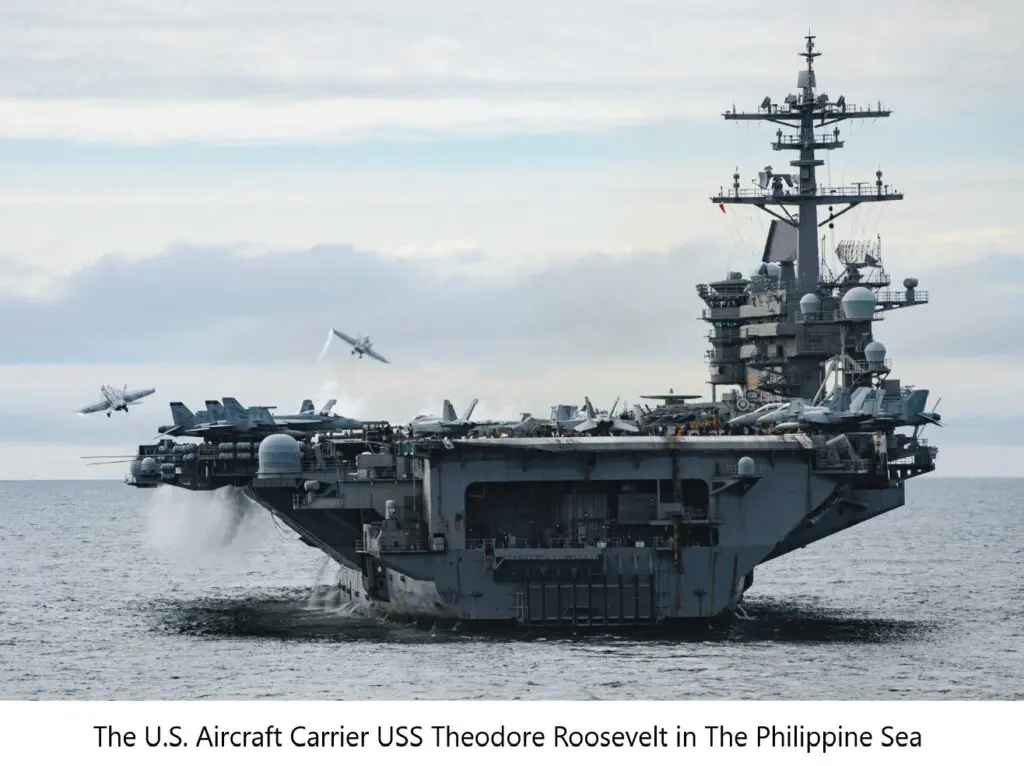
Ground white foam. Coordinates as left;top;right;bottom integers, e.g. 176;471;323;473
140;484;266;563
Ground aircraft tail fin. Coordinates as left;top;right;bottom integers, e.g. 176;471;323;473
221;397;250;427
904;388;929;415
205;400;226;421
299;399;314;413
583;396;596;419
461;398;479;422
319;398;337;416
442;400;457;421
169;402;195;428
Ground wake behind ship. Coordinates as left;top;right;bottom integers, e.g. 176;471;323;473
115;35;939;630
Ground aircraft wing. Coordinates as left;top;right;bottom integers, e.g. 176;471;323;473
365;348;390;364
124;387;156;403
332;329;359;347
77;399;110;414
178;421;238;437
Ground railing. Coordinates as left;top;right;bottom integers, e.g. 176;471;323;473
701;307;742;320
705;348;740;362
731;99;889;118
715;183;902;201
356;537;432;555
875;289;929;305
796;310;841;323
706;328;742;342
773;132;843;149
728;464;766;478
466;536;673;551
843;357;892;374
811;453;870;474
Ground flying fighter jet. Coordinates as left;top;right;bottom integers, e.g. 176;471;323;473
77;384;156;418
329;329;390;364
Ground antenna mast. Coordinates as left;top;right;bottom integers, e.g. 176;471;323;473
711;34;902;294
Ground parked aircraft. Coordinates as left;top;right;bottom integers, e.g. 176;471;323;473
572;397;639;435
728;401;788;428
77;385;156;417
330;329;390;364
266;398;360;430
770;387;943;433
158;397;361;439
298;399;337;416
408;399;479;437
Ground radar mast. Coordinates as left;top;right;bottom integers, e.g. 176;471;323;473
700;35;924;403
712;34;902;293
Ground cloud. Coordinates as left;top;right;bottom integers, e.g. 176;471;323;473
877;253;1024;359
0;241;725;366
0;1;1015;143
0;98;699;145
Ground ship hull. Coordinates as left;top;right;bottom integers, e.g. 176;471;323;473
237;434;912;632
329;560;747;632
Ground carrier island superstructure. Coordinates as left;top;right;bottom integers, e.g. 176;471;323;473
121;36;939;630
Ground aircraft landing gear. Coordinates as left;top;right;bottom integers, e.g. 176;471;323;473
107;412;111;417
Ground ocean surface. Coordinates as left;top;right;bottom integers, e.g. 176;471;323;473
1;477;1021;700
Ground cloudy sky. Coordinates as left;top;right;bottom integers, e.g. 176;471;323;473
0;0;1020;479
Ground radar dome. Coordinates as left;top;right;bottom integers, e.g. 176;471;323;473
258;433;302;476
903;277;919;289
129;457;143;477
765;262;782;279
841;286;876;321
140;457;158;474
737;456;756;476
799;293;821;316
864;340;887;367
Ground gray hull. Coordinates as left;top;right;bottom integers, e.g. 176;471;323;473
239;434;916;629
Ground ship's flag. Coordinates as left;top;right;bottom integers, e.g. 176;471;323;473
718;203;726;213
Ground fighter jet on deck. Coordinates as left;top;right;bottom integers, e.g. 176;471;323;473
157;397;362;440
77;384;156;418
408;399;479;437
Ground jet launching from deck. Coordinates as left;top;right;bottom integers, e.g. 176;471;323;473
77;385;155;417
326;329;390;364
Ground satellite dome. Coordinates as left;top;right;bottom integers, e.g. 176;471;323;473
799;293;821;316
903;277;919;289
864;340;887;367
258;433;302;476
129;457;144;477
737;456;756;476
841;286;876;321
140;457;159;474
765;262;782;278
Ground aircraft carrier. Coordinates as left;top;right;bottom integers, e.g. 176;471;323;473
116;36;939;630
